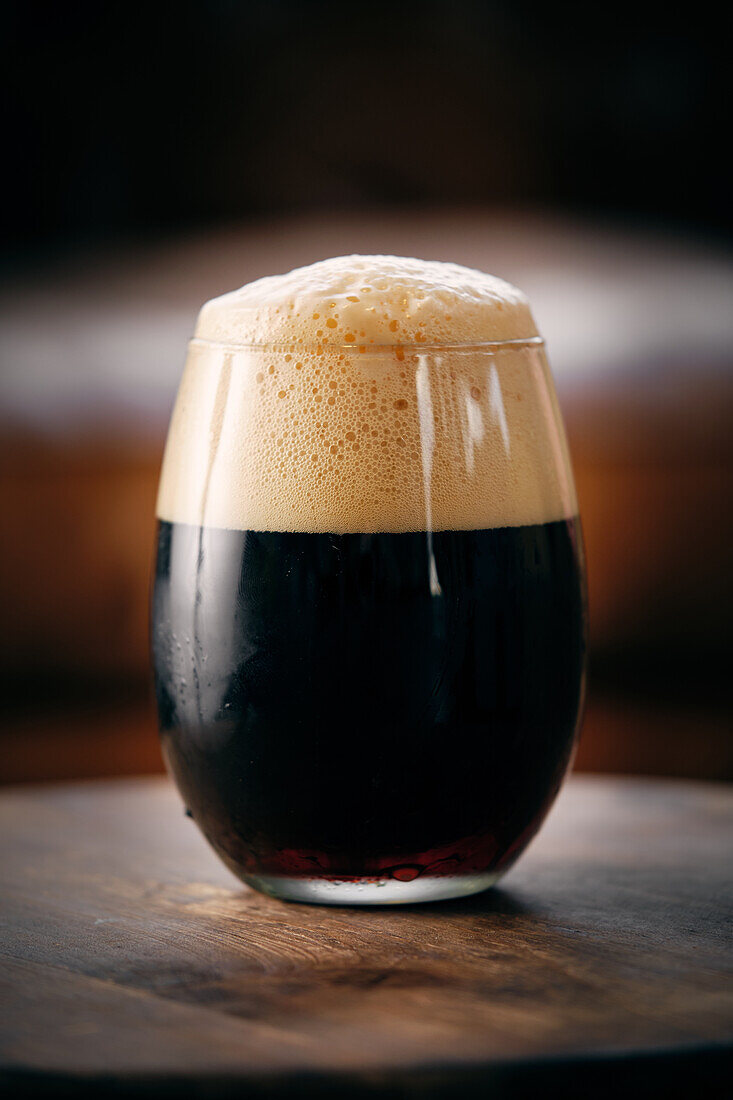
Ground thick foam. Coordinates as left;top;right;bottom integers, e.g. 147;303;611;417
158;256;577;533
195;255;538;347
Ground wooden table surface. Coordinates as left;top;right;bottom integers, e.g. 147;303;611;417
1;775;731;1098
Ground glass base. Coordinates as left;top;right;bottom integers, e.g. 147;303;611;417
243;871;499;906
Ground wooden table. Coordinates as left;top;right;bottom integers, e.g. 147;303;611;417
1;775;731;1098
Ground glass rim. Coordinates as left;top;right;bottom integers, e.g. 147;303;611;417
188;335;545;353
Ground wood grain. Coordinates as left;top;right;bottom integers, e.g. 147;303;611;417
1;775;731;1097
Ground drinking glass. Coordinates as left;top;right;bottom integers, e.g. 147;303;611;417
152;336;586;904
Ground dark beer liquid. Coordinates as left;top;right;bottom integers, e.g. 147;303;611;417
153;519;585;883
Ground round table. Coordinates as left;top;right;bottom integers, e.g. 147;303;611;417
1;774;731;1097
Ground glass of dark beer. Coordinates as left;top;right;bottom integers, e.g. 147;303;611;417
152;258;586;904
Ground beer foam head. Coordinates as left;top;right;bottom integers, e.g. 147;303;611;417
158;256;577;533
195;255;538;347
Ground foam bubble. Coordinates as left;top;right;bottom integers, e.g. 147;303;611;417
157;256;577;533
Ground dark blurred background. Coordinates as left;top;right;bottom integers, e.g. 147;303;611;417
3;0;730;256
1;0;731;783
